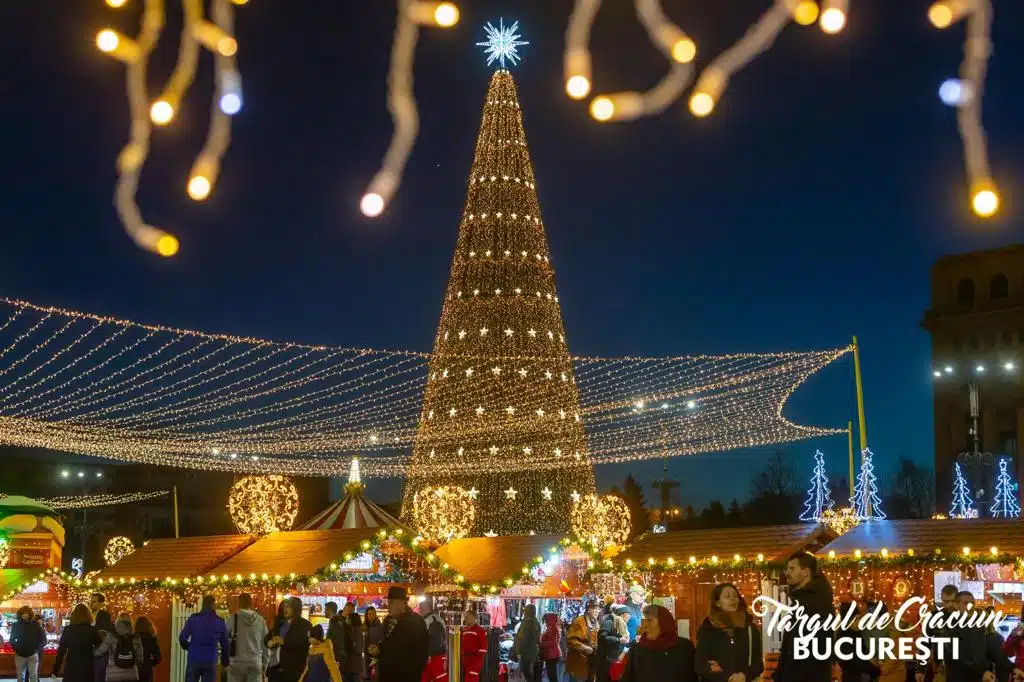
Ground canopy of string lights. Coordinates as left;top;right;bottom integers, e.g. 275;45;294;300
0;298;849;476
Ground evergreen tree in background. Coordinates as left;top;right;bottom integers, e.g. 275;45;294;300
799;450;835;521
949;462;976;519
989;458;1021;518
851;448;885;520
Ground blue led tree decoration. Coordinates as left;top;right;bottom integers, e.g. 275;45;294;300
990;458;1021;518
850;448;885;520
476;19;529;68
949;462;976;519
800;450;835;522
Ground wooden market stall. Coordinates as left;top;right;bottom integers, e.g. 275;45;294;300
604;524;834;630
1;496;69;677
817;517;1024;637
92;534;257;682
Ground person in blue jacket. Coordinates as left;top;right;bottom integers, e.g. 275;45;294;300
179;595;231;682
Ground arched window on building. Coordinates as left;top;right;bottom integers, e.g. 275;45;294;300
990;273;1009;300
957;278;975;307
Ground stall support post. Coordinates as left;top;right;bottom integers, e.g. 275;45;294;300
173;486;180;538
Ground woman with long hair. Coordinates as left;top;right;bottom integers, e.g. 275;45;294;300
54;604;100;682
362;607;383;681
566;600;601;682
95;612;145;682
695;583;762;682
266;597;313;682
133;616;162;682
621;605;694;682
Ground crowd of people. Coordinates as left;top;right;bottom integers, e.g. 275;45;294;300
5;555;1024;682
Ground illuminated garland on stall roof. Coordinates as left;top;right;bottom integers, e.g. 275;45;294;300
0;530;584;602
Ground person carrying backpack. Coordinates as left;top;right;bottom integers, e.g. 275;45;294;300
95;613;145;682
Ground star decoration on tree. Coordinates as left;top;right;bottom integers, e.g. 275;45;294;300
489;445;499;455
476;19;529;68
571;490;581;503
467;487;479;500
505;486;519;500
541;487;553;500
475;406;485;416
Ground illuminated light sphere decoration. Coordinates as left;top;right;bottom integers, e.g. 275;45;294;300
571;494;631;549
0;537;9;570
227;475;299;535
103;536;135;566
411;486;476;543
820;506;859;536
399;50;598;536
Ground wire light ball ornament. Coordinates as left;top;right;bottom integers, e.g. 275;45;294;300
103;536;136;566
571;494;631;549
227;475;300;535
411;486;476;543
820;506;859;536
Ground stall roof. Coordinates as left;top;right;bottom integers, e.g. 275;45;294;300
214;529;383;577
97;535;257;580
819;518;1024;557
433;535;563;585
616;524;831;564
1;568;45;596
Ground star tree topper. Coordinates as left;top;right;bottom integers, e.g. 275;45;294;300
476;19;529;68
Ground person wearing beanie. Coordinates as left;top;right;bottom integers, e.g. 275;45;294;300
299;626;342;682
95;613;146;682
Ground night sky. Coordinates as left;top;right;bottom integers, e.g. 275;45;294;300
3;0;1024;508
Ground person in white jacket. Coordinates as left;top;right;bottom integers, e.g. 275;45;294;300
227;594;270;682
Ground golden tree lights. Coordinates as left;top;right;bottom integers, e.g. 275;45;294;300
104;536;136;566
0;297;848;475
227;475;299;534
820;506;859;536
0;537;9;569
400;71;598;536
411;486;476;543
571;494;631;549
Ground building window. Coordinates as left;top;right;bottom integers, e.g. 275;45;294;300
990;273;1009;300
957;278;975;307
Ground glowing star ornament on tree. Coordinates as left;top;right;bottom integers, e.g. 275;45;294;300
990;459;1021;519
411;486;476;543
799;450;835;522
476;19;529;68
103;536;135;566
950;462;976;519
850;448;885;520
228;475;299;535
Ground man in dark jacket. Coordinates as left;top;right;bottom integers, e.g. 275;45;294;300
596;605;629;682
265;597;312;682
945;592;1010;682
371;587;428;682
777;551;834;682
323;602;349;672
179;595;231;682
91;593;113;682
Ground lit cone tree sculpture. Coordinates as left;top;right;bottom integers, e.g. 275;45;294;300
990;459;1021;519
949;462;976;519
799;450;834;522
850;448;885;520
401;69;597;535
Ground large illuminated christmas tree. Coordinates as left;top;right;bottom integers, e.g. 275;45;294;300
401;25;597;536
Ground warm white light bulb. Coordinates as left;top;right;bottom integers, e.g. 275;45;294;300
566;75;590;100
361;193;385;217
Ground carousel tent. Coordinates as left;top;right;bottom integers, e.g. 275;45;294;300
301;458;406;531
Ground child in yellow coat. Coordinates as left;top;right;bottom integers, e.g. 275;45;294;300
299;625;343;682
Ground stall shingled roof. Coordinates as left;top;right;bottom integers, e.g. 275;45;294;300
96;535;257;580
213;529;389;578
615;524;832;565
433;534;564;585
819;518;1024;558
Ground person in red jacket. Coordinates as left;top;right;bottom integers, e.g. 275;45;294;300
1002;613;1024;674
460;611;487;682
539;613;562;682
